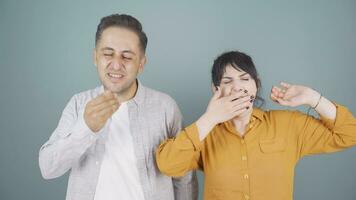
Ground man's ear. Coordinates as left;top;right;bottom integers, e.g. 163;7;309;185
93;49;98;68
138;55;146;73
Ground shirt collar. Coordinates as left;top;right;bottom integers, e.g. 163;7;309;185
251;107;264;121
99;79;146;106
222;107;265;133
131;79;145;105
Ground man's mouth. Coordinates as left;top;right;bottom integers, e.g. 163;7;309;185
107;73;124;82
108;73;123;78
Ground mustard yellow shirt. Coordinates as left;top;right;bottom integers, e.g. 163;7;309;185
156;104;356;200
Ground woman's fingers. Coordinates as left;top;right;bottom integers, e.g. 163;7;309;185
272;86;287;98
280;81;291;89
227;90;250;102
270;93;278;102
212;86;223;100
231;98;252;110
232;105;250;117
271;86;281;98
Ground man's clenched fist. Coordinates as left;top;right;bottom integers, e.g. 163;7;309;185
84;90;120;132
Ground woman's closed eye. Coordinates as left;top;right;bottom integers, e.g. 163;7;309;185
222;80;232;84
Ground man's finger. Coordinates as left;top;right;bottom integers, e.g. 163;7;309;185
91;91;116;106
93;99;120;112
95;104;119;119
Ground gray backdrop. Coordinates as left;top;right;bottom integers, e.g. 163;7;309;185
0;0;355;199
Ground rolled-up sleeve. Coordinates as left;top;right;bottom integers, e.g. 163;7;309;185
160;99;199;200
295;103;356;158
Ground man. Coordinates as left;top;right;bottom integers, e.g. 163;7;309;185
39;14;197;200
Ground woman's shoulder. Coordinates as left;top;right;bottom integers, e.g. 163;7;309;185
256;107;304;123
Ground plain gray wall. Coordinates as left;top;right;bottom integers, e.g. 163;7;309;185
0;0;355;199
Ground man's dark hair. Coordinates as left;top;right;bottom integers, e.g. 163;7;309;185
95;14;148;53
212;50;264;107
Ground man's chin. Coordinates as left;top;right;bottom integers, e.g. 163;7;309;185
102;78;136;94
103;83;125;93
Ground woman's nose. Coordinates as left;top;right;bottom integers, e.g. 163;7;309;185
232;85;244;93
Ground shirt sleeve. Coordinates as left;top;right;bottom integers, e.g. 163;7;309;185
293;103;356;158
159;98;199;200
38;95;104;179
156;121;203;176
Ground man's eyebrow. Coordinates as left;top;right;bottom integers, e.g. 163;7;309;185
99;48;136;56
122;50;136;55
100;47;114;51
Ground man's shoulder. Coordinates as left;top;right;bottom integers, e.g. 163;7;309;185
141;86;182;121
143;86;177;106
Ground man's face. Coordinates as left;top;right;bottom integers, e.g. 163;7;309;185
94;26;146;94
219;65;257;98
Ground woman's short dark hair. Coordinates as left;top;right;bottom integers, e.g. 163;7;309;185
211;51;264;107
95;14;148;53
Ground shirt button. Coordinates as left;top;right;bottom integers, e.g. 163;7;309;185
244;194;250;199
242;156;247;161
241;139;245;144
90;135;96;141
243;174;249;179
95;161;99;165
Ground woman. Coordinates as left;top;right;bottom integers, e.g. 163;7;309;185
155;51;356;200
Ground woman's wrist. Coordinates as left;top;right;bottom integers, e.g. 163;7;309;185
196;113;217;141
307;88;322;108
198;113;217;129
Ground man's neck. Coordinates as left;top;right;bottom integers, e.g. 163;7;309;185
116;80;138;103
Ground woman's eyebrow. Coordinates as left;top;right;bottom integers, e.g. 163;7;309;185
239;72;248;77
222;77;233;80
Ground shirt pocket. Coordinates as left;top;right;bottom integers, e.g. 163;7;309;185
259;138;287;153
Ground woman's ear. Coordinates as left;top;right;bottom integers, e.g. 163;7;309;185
256;77;261;88
211;83;218;93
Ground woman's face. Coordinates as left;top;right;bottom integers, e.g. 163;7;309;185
219;65;257;100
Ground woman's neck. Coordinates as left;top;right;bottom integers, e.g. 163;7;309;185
232;109;253;137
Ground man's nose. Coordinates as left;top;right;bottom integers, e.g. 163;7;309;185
110;56;123;70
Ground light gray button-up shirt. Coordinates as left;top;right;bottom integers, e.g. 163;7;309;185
39;81;198;200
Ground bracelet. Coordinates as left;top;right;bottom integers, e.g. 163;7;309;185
312;93;322;109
